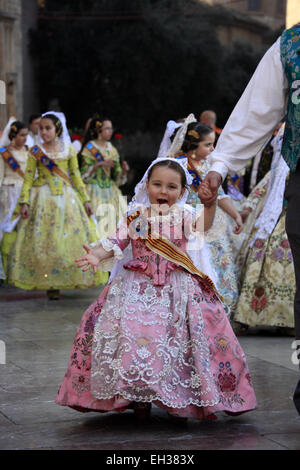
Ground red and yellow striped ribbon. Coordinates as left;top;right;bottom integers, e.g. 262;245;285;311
126;210;220;297
0;148;25;179
30;145;73;186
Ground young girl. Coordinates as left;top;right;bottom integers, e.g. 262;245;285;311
7;112;107;299
162;115;243;317
0;119;28;277
79;118;129;239
55;157;256;421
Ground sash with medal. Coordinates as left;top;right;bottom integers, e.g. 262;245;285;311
0;147;25;179
30;145;73;186
85;142;110;177
126;210;220;298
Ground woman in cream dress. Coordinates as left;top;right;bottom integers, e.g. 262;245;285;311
0;118;29;277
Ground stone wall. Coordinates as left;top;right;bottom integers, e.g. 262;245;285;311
0;0;23;129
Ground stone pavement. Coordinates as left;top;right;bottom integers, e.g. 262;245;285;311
0;284;299;451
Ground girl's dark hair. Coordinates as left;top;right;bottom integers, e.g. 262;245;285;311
147;160;187;188
172;122;214;153
41;114;63;137
8;121;27;140
78;116;110;166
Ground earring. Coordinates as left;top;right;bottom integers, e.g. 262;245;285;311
191;152;196;160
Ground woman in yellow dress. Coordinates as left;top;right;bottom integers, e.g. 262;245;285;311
7;112;107;299
79;118;128;239
0;118;29;278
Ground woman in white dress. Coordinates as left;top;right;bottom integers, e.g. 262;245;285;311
0;118;29;278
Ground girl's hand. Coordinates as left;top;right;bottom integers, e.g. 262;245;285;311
122;160;130;173
240;207;252;223
101;160;115;168
21;204;29;219
233;213;243;234
84;202;93;217
75;245;100;274
198;181;217;207
93;162;103;170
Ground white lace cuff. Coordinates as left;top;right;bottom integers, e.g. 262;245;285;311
90;238;124;272
217;194;230;201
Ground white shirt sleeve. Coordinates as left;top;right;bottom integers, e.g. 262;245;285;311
209;37;289;180
26;133;35;149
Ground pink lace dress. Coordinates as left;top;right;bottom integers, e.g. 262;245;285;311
56;210;257;419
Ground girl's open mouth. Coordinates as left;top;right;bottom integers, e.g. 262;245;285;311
157;198;168;205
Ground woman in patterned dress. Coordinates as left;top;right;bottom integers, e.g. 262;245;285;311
7;112;107;299
0;119;29;278
79;118;129;239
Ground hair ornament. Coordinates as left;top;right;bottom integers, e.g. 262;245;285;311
188;130;200;139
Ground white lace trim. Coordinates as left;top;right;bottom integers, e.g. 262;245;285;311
250;126;288;246
38;143;71;160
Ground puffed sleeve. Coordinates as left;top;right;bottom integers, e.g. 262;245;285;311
68;145;90;203
90;215;131;271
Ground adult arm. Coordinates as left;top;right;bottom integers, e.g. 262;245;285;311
209;37;288;181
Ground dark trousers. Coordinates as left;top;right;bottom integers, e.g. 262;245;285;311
285;164;300;414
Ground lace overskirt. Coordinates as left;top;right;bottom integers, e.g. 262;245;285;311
56;270;257;418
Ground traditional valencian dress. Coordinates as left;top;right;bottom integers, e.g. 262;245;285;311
0;144;28;277
56;158;256;420
81;140;127;239
7;141;107;290
233;127;295;330
181;155;240;317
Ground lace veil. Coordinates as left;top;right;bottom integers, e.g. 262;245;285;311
0;117;17;148
165;113;196;157
157;120;182;158
37;111;71;149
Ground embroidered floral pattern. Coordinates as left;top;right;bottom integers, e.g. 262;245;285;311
235;210;295;327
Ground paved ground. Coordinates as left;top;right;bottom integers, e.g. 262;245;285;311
0;285;300;451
